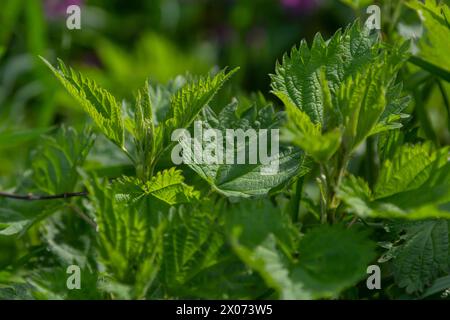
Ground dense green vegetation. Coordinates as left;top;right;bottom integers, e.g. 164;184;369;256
0;0;450;300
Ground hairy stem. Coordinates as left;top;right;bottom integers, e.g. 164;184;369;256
318;166;328;224
121;146;136;165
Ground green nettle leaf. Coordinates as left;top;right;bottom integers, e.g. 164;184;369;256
225;200;298;251
32;126;94;194
128;82;156;180
385;220;450;294
115;167;200;205
154;68;239;156
226;201;376;299
277;92;341;163
182;100;309;198
123;69;238;180
41;61;237;184
226;200;308;299
290;224;376;298
145;76;189;125
232;234;311;299
41;58;125;149
271;36;327;125
179;255;268;299
407;0;450;80
0;208;30;236
271;23;377;126
336;175;374;218
0;127;94;236
0;201;64;237
337;63;387;149
189;146;305;198
272;22;410;157
160;205;224;293
25;265;103;300
420;274;450;298
85;176;163;298
374;143;442;198
382;163;450;211
41;215;92;268
338;143;450;220
377;129;405;165
379;82;411;124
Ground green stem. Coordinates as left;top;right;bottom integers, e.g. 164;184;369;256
318;153;350;224
331;153;350;223
291;176;304;223
347;215;358;229
121;146;136;165
318;166;328;224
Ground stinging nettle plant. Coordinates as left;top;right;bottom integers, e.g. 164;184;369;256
1;4;450;300
271;22;413;224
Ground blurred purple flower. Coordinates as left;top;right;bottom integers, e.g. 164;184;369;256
214;24;235;45
246;26;267;50
280;0;319;13
44;0;84;19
